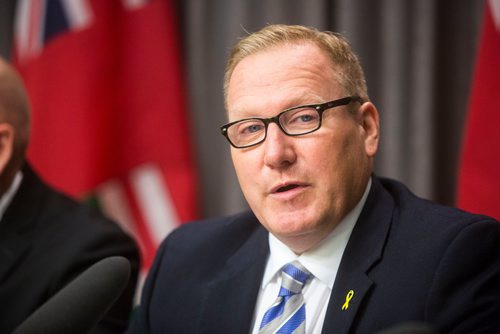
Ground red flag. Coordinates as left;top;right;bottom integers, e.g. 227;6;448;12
457;0;500;220
13;0;198;281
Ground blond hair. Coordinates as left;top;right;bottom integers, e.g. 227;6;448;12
224;24;368;105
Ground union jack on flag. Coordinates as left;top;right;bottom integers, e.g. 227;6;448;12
15;0;94;63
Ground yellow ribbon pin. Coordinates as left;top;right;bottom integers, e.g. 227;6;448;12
341;290;354;310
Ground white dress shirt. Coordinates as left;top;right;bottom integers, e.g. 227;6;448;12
0;171;22;222
250;178;371;334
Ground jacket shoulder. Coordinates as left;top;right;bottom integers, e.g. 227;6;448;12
378;176;497;227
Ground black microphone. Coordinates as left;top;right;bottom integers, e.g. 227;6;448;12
13;256;131;334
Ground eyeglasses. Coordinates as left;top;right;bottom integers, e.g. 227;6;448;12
220;96;363;149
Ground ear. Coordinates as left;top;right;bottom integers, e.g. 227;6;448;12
0;123;15;175
358;101;379;157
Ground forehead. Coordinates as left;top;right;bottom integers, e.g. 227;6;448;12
227;42;342;117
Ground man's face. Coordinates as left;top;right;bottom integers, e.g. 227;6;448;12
226;42;379;252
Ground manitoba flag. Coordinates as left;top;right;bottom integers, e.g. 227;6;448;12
457;0;500;220
13;0;198;287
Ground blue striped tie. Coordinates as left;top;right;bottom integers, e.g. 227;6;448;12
259;261;312;334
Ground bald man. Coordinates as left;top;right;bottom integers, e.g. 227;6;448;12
0;57;140;333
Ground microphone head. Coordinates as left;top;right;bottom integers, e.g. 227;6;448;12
13;256;131;334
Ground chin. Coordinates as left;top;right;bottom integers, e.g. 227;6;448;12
265;213;318;237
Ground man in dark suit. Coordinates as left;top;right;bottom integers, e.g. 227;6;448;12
0;58;140;332
128;24;500;334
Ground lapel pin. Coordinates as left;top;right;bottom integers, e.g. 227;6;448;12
341;290;354;310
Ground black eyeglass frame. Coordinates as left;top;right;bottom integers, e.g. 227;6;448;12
220;96;364;149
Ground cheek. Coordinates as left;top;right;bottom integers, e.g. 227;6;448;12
231;150;260;187
313;129;365;182
312;130;352;166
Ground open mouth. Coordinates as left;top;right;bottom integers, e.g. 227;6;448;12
276;184;300;193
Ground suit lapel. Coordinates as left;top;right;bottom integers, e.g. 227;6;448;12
0;163;44;283
0;231;33;283
322;177;395;334
198;217;269;333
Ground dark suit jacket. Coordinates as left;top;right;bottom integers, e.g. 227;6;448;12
0;163;140;333
128;176;500;334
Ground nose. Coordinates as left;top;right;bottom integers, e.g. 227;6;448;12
263;123;297;169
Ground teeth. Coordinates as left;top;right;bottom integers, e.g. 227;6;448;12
277;184;298;192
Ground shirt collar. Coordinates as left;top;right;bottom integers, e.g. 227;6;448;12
262;178;372;289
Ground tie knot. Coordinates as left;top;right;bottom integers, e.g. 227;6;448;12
278;261;311;297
